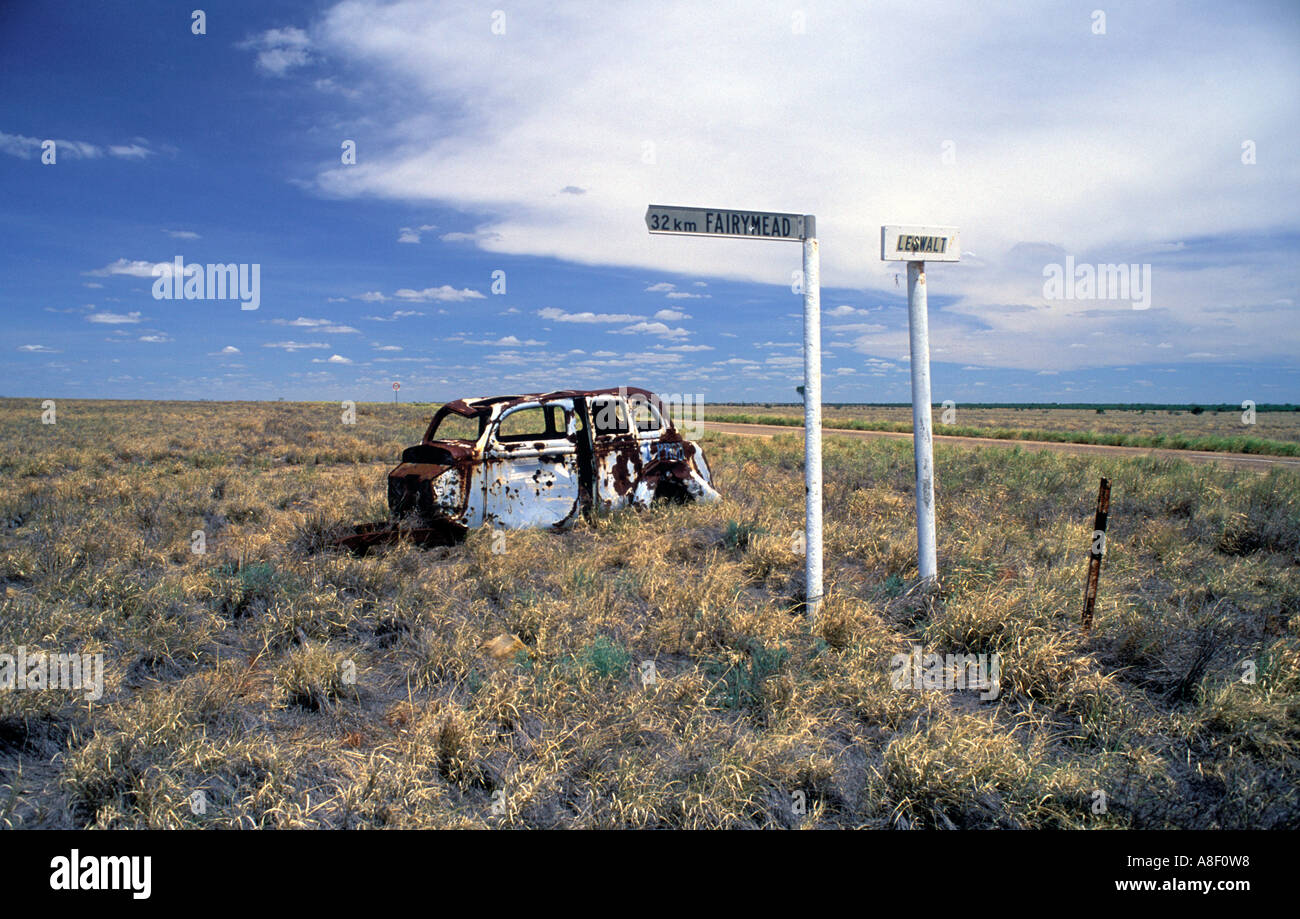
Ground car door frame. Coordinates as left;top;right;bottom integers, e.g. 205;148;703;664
481;398;583;530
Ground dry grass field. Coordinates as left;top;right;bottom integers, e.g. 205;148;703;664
0;398;1297;828
709;404;1300;455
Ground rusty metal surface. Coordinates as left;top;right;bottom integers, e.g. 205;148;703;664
331;386;720;551
1082;477;1111;632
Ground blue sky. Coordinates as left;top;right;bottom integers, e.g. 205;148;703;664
2;0;1298;404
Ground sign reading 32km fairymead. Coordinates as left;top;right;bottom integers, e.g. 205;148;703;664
646;205;808;241
645;200;823;619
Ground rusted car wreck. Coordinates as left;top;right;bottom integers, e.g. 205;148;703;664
335;387;720;552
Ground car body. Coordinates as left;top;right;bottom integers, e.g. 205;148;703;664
385;386;720;534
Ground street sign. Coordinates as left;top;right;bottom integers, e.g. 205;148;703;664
881;225;961;262
392;382;400;391
648;203;823;619
646;205;808;241
881;223;962;584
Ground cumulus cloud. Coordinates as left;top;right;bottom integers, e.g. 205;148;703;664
240;27;312;76
397;224;438;243
299;0;1300;372
86;259;163;278
653;308;690;321
393;285;486;301
464;335;546;346
538;307;643;323
263;341;331;351
270;317;360;333
86;311;143;324
364;309;423;320
609;321;689;340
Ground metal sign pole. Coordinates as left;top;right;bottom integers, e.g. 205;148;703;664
882;225;960;586
801;220;823;617
646;203;822;617
906;260;937;582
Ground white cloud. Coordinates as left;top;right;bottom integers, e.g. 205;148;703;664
138;334;172;343
271;317;360;333
397;224;438;243
164;229;201;240
0;132;153;160
440;229;502;244
241;27;312;76
393;285;486;301
609;321;689;340
464;335;546;346
538;307;643;323
86;259;163;278
86;311;143;324
18;344;59;353
312;354;353;364
108;144;152;159
301;0;1300;372
653;308;690;321
264;341;331;351
364;309;423;320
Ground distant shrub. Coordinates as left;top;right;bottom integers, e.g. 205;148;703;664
709;640;790;711
276;643;357;711
723;520;765;550
212;560;283;617
570;636;631;682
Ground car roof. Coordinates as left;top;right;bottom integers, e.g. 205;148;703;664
441;386;657;416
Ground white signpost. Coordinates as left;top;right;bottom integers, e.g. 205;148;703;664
881;225;960;584
647;204;823;618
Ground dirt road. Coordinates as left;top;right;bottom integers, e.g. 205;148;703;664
702;421;1300;473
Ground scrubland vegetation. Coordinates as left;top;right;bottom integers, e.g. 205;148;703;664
0;398;1296;828
709;403;1300;457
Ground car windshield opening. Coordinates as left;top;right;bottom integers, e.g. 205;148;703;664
431;410;485;442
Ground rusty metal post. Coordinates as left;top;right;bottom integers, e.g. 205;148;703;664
1082;477;1111;632
802;219;823;619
